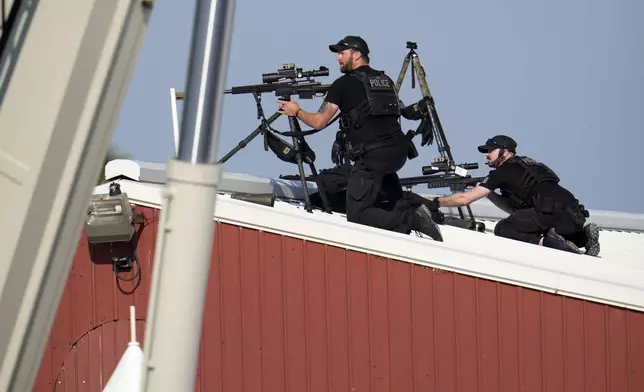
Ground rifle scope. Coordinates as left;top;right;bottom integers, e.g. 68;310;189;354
422;162;479;175
262;64;329;84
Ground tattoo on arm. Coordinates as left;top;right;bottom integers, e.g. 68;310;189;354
318;101;329;113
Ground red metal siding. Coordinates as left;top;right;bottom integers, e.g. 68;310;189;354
34;205;644;392
33;207;159;391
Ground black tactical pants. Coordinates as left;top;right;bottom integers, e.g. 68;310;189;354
310;163;353;213
310;162;444;223
494;203;588;247
344;142;415;234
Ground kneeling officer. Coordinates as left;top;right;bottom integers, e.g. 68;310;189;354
277;35;442;241
432;135;600;255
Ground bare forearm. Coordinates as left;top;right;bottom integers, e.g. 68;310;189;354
296;110;325;129
437;192;469;207
436;185;491;208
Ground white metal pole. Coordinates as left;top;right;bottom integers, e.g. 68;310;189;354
140;0;236;390
169;88;180;157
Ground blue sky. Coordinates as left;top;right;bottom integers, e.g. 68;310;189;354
111;0;643;213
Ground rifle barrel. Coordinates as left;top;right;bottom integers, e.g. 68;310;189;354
223;81;331;97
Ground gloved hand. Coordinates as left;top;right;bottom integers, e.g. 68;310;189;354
423;197;440;212
416;119;433;146
331;131;345;166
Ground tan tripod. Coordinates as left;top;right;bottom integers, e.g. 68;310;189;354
395;41;484;230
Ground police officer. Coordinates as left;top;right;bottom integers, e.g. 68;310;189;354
276;35;442;241
431;135;600;255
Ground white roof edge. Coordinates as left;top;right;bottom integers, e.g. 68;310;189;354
104;158;313;200
103;159;644;233
93;180;644;313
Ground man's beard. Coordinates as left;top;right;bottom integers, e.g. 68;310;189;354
340;58;353;73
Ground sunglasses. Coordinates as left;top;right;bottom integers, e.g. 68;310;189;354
335;40;360;51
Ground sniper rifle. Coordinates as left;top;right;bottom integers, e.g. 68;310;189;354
399;173;484;191
400;171;487;232
223;63;331;100
219;63;333;213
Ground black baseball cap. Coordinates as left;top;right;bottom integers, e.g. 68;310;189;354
477;135;517;153
329;36;370;56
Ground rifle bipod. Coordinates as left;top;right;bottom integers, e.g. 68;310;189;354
395;41;481;228
217;92;332;214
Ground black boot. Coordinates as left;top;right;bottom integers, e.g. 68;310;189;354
410;205;443;242
583;223;600;256
544;229;581;254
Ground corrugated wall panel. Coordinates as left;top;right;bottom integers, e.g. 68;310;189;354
34;205;644;392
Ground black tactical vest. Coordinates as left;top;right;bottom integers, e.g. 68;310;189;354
339;69;403;158
502;156;560;208
350;70;401;117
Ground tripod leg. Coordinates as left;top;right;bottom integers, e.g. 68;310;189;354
465;204;485;231
457;206;465;220
395;55;411;92
286;116;314;212
217;111;282;164
411;55;454;164
294;147;313;212
411;56;432;100
305;159;332;213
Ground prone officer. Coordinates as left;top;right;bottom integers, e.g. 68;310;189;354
276;35;442;241
431;135;600;255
